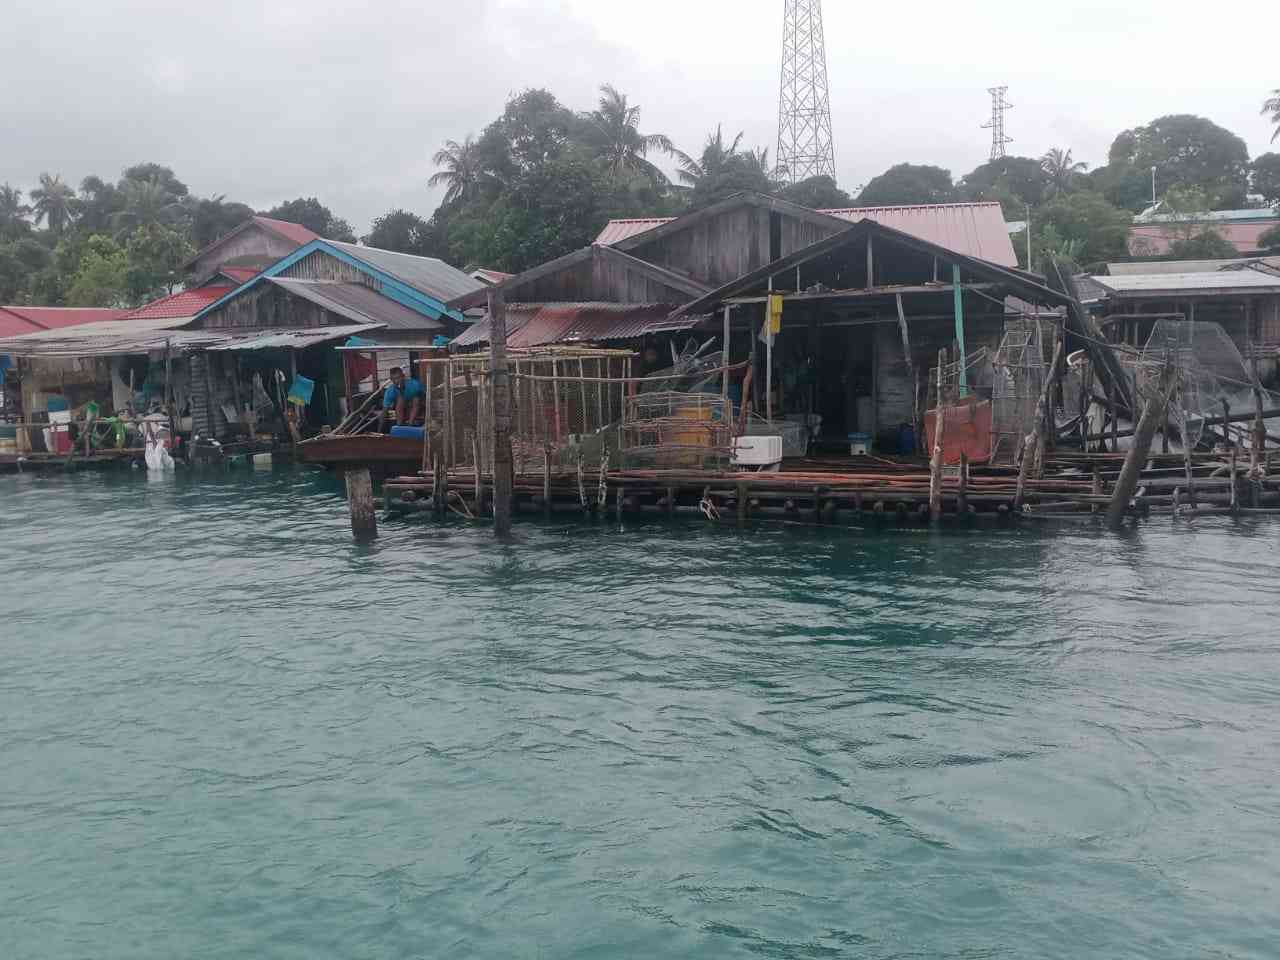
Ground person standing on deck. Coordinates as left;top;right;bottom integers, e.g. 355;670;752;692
378;367;424;432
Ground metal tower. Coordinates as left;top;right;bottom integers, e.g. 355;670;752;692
981;86;1013;161
777;0;836;184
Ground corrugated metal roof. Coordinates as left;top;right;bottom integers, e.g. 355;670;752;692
594;202;1017;266
1094;271;1280;294
1108;256;1280;275
0;309;45;338
122;287;233;321
1134;207;1279;225
327;241;485;303
453;303;692;349
253;216;321;245
267;278;443;331
218;266;260;284
594;218;679;245
205;324;384;352
0;305;129;329
471;268;513;285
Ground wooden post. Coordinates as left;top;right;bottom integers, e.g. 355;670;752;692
865;236;874;288
929;348;946;522
551;359;563;443
541;445;551;517
421;361;433;473
345;467;377;540
595;358;604;430
1016;337;1065;509
1106;364;1174;531
165;338;177;443
445;358;455;468
578;358;589;437
952;264;968;397
737;481;748;527
488;289;513;537
722;306;732;405
1230;443;1239;514
958;453;969;514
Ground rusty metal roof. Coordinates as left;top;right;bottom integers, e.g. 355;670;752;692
267;278;444;330
453;303;688;349
595;201;1017;266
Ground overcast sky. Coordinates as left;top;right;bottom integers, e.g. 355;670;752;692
2;0;1277;235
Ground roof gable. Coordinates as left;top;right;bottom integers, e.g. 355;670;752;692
447;244;711;312
183;216;319;270
192;240;477;327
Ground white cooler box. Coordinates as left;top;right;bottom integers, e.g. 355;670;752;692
732;435;783;468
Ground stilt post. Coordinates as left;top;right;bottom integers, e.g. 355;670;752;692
488;288;513;536
1106;363;1174;531
346;467;377;540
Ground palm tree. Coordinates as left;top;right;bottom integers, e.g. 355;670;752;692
30;173;76;235
1040;148;1088;195
0;183;31;236
429;135;488;205
671;126;746;189
586;84;675;184
743;146;785;190
111;177;184;233
1264;90;1280;142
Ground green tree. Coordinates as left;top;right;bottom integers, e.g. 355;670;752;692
30;173;77;235
958;156;1048;215
1040;148;1088;195
121;163;189;198
671;126;775;206
66;235;129;307
1251;153;1280;208
124;223;194;302
260;198;356;241
76;176;123;234
429;136;490;205
584;84;674;185
1032;191;1132;269
1085;163;1154;213
0;238;50;301
112;177;185;234
1109;114;1250;208
363;209;433;254
1263;90;1280;143
189;195;254;249
0;184;32;240
778;175;852;209
1260;223;1280;250
1168;230;1238;259
856;163;956;205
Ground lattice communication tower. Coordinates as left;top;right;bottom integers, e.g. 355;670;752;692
777;0;836;184
981;86;1013;161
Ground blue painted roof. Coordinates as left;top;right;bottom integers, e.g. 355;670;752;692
191;240;482;327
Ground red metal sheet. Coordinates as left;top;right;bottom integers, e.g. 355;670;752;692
924;400;993;465
122;287;233;321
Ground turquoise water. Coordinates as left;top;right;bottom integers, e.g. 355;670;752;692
2;466;1278;959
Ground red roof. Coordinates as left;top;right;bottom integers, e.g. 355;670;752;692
0;306;129;332
122;287;233;321
253;216;320;246
217;266;260;284
0;308;47;338
595;201;1018;267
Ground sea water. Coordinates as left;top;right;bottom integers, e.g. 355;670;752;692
1;466;1278;959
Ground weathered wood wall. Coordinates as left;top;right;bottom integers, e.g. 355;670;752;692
197;284;332;330
508;257;692;305
191;224;303;282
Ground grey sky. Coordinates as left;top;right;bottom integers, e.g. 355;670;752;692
2;0;1276;236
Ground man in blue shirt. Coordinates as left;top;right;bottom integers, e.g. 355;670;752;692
379;367;425;431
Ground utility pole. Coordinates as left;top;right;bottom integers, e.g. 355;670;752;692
777;0;837;184
981;86;1013;161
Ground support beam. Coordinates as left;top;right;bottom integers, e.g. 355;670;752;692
345;467;377;541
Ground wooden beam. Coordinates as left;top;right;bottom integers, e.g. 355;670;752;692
489;288;513;537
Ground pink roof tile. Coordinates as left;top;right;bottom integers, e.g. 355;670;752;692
253;216;320;246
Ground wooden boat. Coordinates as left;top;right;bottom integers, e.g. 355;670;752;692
298;433;423;475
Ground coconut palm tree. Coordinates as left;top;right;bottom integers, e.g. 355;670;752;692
111;177;184;234
0;183;31;237
1264;90;1280;143
30;173;76;235
429;136;489;205
671;126;746;189
1040;148;1088;196
586;84;675;184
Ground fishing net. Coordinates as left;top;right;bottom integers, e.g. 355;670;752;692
1136;320;1250;449
987;319;1049;464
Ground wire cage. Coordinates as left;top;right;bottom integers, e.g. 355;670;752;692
621;391;734;470
988;319;1049;464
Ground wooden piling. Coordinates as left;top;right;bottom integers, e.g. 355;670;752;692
737;481;748;527
929;348;946;522
958;453;969;514
488;288;513;536
345;467;377;540
1106;364;1173;531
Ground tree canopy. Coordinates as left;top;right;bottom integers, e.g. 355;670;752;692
1252;153;1280;208
855;164;955;206
260;198;356;242
1108;114;1251;209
